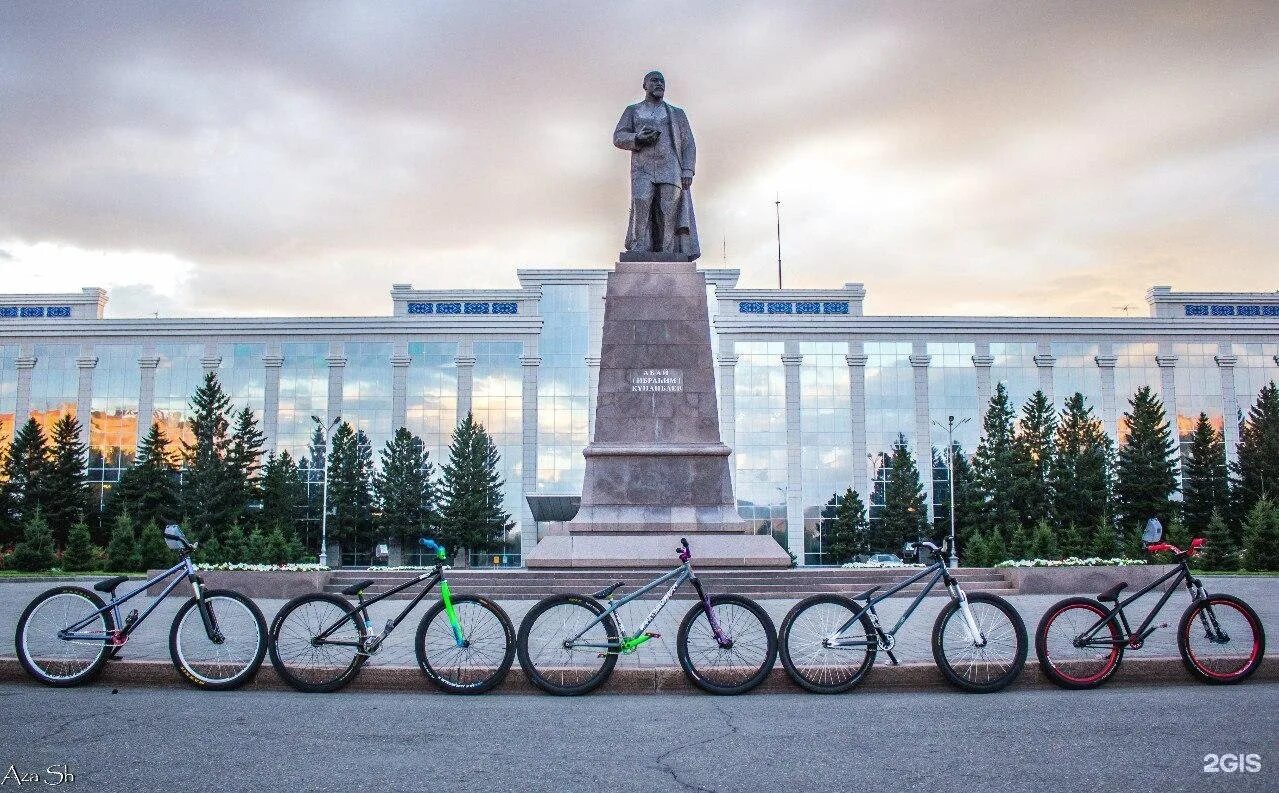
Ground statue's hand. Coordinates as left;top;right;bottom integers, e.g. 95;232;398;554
681;176;692;190
636;126;659;147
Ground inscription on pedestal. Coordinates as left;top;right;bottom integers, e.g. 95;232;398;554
630;368;683;393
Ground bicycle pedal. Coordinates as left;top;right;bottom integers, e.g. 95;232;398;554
644;632;661;639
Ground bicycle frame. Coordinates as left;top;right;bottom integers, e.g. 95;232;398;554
58;556;217;644
1075;559;1204;648
829;557;985;649
315;563;465;653
568;560;730;653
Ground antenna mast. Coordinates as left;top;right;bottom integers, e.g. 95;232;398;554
774;194;783;289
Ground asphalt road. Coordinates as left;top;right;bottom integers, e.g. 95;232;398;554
0;682;1275;793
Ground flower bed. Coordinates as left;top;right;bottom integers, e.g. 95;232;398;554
200;563;330;572
995;556;1147;569
840;562;926;569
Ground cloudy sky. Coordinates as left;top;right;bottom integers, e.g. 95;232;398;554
1;2;1275;318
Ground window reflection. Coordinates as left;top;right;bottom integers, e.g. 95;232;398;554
29;344;78;434
343;342;393;455
928;342;977;533
153;343;205;447
472;341;523;566
800;342;851;565
88;346;141;515
865;342;913;525
734;342;786;547
537;285;590;495
0;345;15;443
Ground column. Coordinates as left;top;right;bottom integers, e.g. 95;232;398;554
326;342;346;424
909;345;933;521
520;351;541;563
76;346;97;450
1156;346;1179;437
1095;341;1118;439
586;281;606;441
717;344;738;487
1034;342;1056;403
1216;348;1240;468
14;345;35;425
972;342;993;412
136;353;160;450
262;347;283;454
455;340;475;421
781;345;804;564
846;344;868;498
585;355;601;441
391;342;411;431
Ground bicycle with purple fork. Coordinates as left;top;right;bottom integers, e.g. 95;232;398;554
516;537;778;695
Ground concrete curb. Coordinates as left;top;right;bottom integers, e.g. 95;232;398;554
2;655;1275;695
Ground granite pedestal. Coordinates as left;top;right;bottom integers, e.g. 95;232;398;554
526;261;789;568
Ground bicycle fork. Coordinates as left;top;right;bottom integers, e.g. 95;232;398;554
951;586;987;648
440;580;466;648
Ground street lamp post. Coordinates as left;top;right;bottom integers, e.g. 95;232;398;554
931;414;971;569
312;415;341;567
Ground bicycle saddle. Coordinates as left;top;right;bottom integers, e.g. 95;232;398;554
592;581;625;600
93;575;129;594
1097;582;1127;602
341;579;376;596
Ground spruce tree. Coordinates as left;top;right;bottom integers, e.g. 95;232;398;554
438;413;514;561
824;487;868;564
181;373;234;543
44;414;87;548
1200;510;1238;571
246;527;269;564
1012;391;1056;531
1030;519;1059;560
221;524;247;564
1234;382;1279;521
11;511;56;571
1114;386;1179;550
873;434;927;555
137;521;174;570
259;451;306;541
946;443;982;557
327;423;375;556
3;418;51;535
1241;497;1279;571
105;513;141;572
974;383;1021;536
374;428;437;547
62;522;96;571
1181;413;1229;535
1051;393;1114;553
225;406;266;526
264;527;291;565
113;422;180;530
963;528;990;567
1006;524;1031;562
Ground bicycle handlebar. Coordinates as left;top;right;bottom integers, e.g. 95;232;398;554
1147;537;1206;558
677;537;691;563
419;538;448;561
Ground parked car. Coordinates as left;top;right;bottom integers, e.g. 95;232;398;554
867;553;904;567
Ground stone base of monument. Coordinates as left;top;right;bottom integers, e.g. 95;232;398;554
525;259;790;569
526;532;790;569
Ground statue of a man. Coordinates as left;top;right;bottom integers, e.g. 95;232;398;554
613;71;700;260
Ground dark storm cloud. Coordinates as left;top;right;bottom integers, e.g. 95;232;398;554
0;1;1275;315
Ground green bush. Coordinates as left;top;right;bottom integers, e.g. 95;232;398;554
1030;520;1059;560
1200;510;1238;571
11;513;57;571
137;522;174;571
264;528;290;565
245;528;268;564
1242;498;1279;572
221;524;247;564
105;514;142;572
62;522;97;571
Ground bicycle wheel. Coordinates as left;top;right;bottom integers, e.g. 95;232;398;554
779;594;876;694
677;594;778;695
416;595;515;694
170;589;267;691
268;593;368;693
931;592;1027;693
1178;594;1265;685
15;586;114;687
1035;597;1124;690
517;595;619;696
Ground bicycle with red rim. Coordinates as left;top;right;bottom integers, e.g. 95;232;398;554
1035;521;1265;689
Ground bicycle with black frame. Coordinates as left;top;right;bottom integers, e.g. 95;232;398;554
268;538;515;693
1035;520;1265;688
14;525;268;690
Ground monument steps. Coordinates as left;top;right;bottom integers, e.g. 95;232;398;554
326;567;1017;600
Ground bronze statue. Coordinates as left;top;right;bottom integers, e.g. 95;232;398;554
614;71;700;260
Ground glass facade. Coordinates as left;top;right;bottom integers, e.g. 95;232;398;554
733;342;787;546
1053;342;1103;414
218;343;266;419
537;284;591;494
405;341;457;466
0;345;15;443
471;341;524;566
1114;342;1159;439
153;343;205;447
928;342;978;530
991;342;1038;410
799;342;852;565
1233;342;1279;425
278;343;329;464
29;344;78;434
342;342;393;456
1173;343;1224;465
88;346;141;514
864;342;914;523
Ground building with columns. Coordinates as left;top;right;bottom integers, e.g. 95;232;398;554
1;278;1276;566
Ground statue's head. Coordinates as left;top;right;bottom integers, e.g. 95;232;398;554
643;71;665;100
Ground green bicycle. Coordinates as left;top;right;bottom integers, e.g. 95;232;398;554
267;539;514;693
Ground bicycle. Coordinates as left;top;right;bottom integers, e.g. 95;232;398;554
516;537;778;696
15;525;267;690
268;538;514;693
779;540;1028;693
1036;522;1265;689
